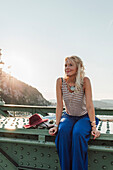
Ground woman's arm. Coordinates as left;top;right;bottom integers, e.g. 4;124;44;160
84;77;100;139
56;78;63;125
49;78;63;135
84;77;95;122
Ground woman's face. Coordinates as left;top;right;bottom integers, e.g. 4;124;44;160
65;59;77;77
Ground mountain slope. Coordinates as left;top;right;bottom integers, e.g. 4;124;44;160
1;72;51;106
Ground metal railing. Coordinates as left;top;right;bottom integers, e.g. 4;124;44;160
0;104;113;170
0;104;113;117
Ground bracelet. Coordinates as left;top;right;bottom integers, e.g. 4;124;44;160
91;120;96;124
54;124;59;127
91;121;96;126
91;124;96;128
92;125;96;130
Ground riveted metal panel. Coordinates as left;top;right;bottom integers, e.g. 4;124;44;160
0;142;60;170
0;151;17;170
88;150;113;170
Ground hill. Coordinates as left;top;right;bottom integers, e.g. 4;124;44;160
1;72;51;106
93;100;113;109
49;99;113;109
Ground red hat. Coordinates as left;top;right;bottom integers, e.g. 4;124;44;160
24;113;48;128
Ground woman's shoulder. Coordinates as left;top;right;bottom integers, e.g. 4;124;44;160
56;77;63;82
56;77;63;87
83;77;91;87
83;76;90;82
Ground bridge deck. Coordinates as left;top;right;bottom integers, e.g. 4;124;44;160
0;105;113;170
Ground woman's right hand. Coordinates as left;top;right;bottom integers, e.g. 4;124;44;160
49;126;58;136
91;128;100;139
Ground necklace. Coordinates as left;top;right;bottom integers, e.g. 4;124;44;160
65;79;76;92
64;79;75;108
69;85;75;91
67;84;75;107
67;83;75;92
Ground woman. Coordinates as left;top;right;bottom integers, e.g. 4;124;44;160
49;56;100;170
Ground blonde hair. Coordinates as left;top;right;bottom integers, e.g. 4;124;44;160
65;55;85;92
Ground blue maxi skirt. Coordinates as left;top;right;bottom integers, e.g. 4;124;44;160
55;112;99;170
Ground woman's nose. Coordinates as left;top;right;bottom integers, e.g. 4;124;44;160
66;65;69;68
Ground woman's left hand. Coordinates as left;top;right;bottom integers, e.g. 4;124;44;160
91;128;100;140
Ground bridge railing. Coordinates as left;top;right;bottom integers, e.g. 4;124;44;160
0;104;113;117
0;104;113;170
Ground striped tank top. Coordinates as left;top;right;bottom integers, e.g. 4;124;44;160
62;78;87;116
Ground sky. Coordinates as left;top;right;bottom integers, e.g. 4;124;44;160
0;0;113;101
